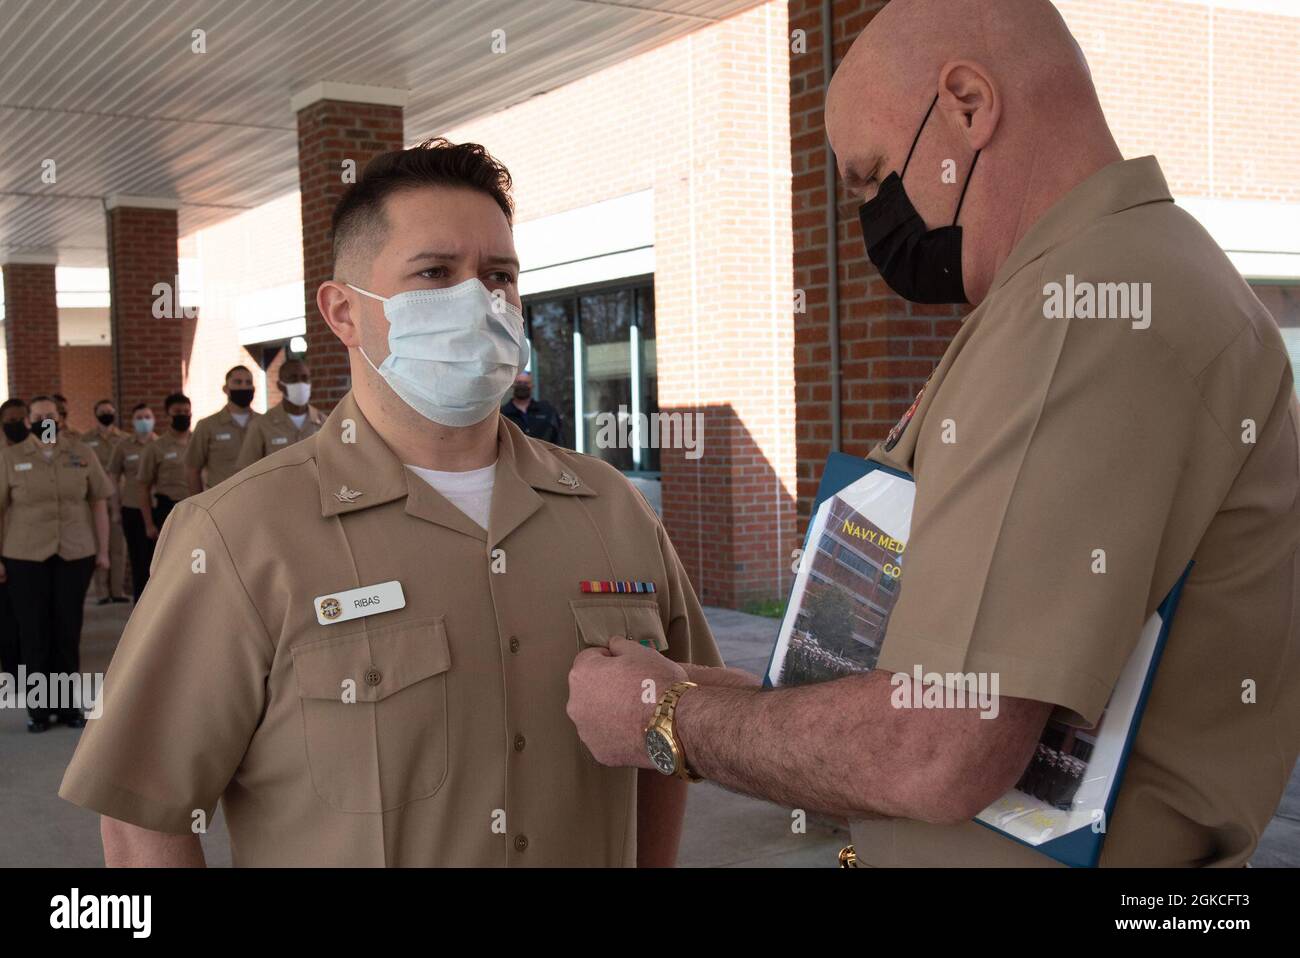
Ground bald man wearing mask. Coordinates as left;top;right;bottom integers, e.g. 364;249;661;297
567;0;1300;867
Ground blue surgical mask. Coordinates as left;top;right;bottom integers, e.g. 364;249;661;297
134;418;154;435
348;278;530;428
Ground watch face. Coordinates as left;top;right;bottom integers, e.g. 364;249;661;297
646;728;677;775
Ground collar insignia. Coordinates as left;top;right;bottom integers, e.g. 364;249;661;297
558;471;581;490
334;485;363;503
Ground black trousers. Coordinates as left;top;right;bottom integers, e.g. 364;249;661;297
0;581;17;677
120;506;155;602
152;495;179;533
4;554;95;720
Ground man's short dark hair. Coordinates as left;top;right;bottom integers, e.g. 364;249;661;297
163;392;190;411
94;398;114;411
331;138;514;276
1;398;27;415
225;365;251;383
131;402;151;415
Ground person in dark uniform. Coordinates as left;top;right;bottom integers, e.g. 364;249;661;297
500;371;564;446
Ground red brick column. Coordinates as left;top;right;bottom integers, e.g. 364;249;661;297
294;84;407;411
105;198;184;415
789;0;965;524
652;7;798;609
2;258;61;399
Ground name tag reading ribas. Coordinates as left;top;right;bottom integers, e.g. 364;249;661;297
314;581;406;625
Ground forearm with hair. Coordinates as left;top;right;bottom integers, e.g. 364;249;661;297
673;671;1047;824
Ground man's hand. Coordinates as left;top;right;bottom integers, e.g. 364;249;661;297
95;550;111;571
144;522;158;540
567;636;687;769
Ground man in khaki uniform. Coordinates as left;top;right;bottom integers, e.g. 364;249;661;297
184;366;259;493
60;138;721;867
82;399;129;603
0;396;113;729
568;0;1300;868
109;403;157;602
139;393;192;542
234;358;325;469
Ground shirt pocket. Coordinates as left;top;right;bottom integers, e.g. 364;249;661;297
569;598;669;767
570;598;670;653
291;615;451;813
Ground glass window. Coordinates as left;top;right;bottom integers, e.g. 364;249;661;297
522;278;657;474
580;288;636;470
523;297;576;449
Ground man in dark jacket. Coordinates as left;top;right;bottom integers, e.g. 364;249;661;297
501;371;565;446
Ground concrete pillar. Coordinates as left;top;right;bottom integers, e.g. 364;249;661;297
105;196;183;414
2;255;62;399
293;82;407;411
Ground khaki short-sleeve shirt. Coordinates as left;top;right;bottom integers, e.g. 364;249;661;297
852;157;1300;868
81;427;124;472
185;407;258;488
138;433;191;503
0;434;114;561
60;393;722;866
234;402;325;471
107;435;154;510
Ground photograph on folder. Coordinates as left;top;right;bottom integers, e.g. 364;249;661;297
763;453;1188;867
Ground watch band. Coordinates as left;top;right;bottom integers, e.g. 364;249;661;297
652;680;701;782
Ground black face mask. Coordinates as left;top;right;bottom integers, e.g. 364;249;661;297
229;388;255;408
3;421;29;443
857;95;981;304
512;385;532;400
97;411;116;427
171;414;192;432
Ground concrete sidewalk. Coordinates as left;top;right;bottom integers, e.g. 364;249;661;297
1;601;1294;867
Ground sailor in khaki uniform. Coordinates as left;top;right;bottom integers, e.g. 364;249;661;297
60;137;722;867
138;393;192;542
108;403;157;602
184;365;259;493
0;397;113;730
568;0;1300;868
234;358;325;470
82;399;129;603
61;392;721;865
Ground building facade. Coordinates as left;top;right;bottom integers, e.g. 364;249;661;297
2;0;1295;608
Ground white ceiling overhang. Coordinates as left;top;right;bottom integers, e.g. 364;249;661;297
0;0;764;267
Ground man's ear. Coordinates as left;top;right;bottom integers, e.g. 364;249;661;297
937;60;1000;152
317;280;363;349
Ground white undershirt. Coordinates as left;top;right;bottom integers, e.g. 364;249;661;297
404;460;496;530
231;411;251;427
288;412;308;430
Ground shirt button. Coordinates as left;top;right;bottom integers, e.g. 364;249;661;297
364;668;382;687
514;835;528;852
508;636;520;654
514;734;526;752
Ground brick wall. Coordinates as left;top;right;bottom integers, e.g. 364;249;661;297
1055;0;1300;203
2;262;61;399
106;205;184;415
789;0;965;523
59;345;113;433
297;99;405;411
788;0;1300;522
443;1;798;607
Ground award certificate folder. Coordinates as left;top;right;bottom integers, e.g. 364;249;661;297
763;453;1189;867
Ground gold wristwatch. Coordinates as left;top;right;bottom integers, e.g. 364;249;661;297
645;680;702;782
